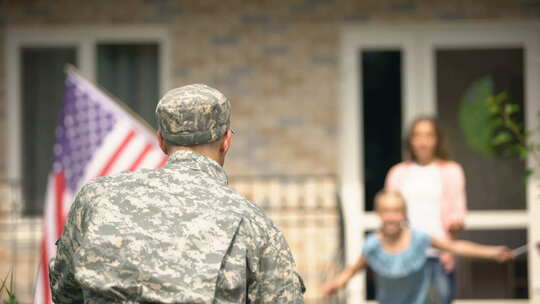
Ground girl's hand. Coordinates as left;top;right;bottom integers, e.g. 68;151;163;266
321;281;341;297
491;246;516;263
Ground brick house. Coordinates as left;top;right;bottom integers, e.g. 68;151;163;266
1;1;540;303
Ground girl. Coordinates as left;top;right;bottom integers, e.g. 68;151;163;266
321;191;514;304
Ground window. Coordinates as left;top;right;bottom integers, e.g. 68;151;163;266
7;28;169;215
361;50;402;211
21;48;77;215
436;48;526;210
455;229;528;299
97;43;160;128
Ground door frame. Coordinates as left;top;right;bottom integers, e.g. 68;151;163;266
339;22;540;304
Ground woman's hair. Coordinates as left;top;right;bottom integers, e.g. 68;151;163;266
405;116;449;161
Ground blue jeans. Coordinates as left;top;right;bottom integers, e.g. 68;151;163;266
425;258;455;304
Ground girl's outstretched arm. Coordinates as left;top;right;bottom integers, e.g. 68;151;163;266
431;238;515;262
321;256;367;296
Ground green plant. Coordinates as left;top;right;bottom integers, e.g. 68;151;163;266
459;76;540;178
0;271;18;304
486;92;540;177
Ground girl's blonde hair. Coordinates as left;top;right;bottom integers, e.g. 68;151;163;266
374;190;407;214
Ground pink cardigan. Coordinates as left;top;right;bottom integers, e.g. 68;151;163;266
385;160;468;271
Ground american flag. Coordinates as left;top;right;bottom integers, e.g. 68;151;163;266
34;68;167;304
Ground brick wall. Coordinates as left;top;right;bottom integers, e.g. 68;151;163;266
2;0;540;176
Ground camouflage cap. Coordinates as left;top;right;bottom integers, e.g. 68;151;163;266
156;84;231;146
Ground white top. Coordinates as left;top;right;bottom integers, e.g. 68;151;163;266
401;163;445;256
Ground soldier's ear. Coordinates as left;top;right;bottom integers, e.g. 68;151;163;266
156;131;168;155
220;129;233;155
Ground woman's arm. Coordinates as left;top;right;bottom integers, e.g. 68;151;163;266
432;238;515;262
321;256;367;296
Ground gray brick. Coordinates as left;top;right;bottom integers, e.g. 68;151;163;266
241;14;270;26
310;54;337;66
211;35;239;46
262;45;289;56
386;2;418;12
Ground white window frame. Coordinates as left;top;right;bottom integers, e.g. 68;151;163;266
5;26;171;192
340;22;540;304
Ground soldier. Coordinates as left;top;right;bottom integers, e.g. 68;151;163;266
49;84;305;303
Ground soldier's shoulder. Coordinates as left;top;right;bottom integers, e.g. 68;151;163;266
219;186;281;237
83;167;161;189
75;169;152;202
220;186;266;216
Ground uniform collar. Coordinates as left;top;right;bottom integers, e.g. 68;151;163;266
166;150;228;185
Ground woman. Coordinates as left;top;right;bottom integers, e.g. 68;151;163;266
321;191;513;304
385;117;466;303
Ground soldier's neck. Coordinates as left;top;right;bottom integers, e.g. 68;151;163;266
168;146;224;167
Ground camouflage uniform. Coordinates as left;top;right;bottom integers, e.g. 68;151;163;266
49;84;305;303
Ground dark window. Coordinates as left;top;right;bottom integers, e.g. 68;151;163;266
361;50;402;211
21;48;77;215
97;43;160;128
455;229;528;299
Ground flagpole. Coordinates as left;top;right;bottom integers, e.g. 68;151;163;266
64;64;157;134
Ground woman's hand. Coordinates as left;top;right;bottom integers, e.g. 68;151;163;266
448;221;464;233
439;252;455;273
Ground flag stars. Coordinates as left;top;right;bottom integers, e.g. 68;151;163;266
54;78;117;192
64;115;74;127
53;144;63;158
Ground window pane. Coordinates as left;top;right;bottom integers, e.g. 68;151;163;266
436;48;525;210
455;229;528;299
97;43;159;128
361;50;402;211
21;47;77;215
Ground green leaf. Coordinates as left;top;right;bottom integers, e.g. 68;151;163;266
492;117;504;127
491;131;512;146
509;145;530;160
523;168;533;184
519;147;528;159
458;76;496;156
489;104;500;114
505;119;522;134
494;92;508;104
504;103;520;115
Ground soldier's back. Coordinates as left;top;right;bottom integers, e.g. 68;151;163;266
70;151;293;303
